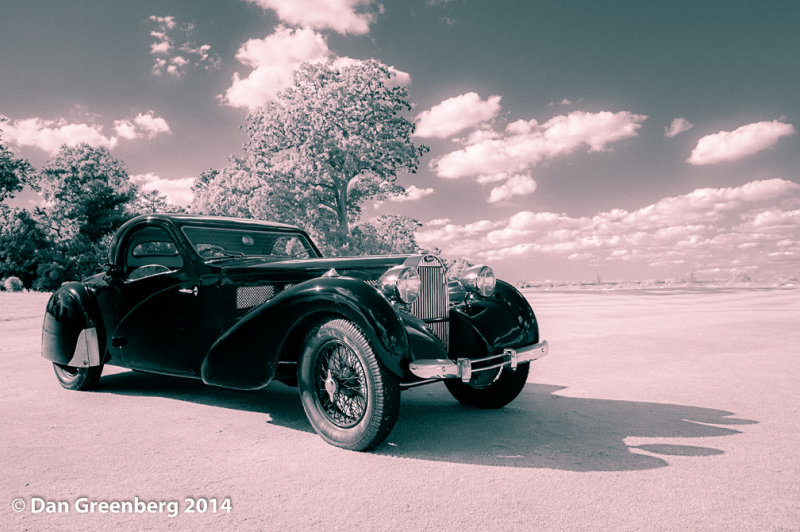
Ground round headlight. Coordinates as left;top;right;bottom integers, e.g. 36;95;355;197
379;266;420;304
459;265;496;297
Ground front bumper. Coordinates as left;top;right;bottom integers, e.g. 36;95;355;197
408;340;549;383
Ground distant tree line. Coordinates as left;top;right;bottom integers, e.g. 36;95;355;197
1;59;430;290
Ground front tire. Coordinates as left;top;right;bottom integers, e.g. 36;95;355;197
445;363;530;409
298;319;400;451
53;363;103;391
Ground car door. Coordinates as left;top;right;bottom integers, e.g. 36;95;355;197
110;224;217;376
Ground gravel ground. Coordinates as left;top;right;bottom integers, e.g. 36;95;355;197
2;288;799;531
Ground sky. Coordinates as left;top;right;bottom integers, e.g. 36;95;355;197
1;0;799;283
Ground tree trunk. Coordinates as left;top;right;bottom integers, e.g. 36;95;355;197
337;182;349;246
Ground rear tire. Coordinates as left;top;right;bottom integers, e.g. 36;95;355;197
445;363;529;409
298;319;400;451
53;363;103;391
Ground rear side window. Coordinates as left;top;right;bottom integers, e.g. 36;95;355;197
125;226;185;280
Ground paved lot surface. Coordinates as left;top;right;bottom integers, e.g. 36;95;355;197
2;288;799;531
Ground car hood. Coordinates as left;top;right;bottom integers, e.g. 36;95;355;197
215;255;413;284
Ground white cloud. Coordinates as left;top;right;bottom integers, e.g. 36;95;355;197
222;26;408;110
3;112;171;154
3;118;116;153
687;120;796;165
432;110;647;187
417;179;800;276
415;92;502;138
244;0;380;35
132;173;195;206
388;185;434;202
150;15;176;30
665;117;693;138
487;174;537;203
223;26;331;110
113;111;171;140
149;15;220;79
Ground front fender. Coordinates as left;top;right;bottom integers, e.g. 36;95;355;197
449;280;540;358
201;277;411;390
41;282;103;367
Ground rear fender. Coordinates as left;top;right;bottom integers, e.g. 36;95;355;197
41;282;103;367
201;277;410;390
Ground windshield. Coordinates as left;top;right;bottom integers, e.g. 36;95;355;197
181;225;318;262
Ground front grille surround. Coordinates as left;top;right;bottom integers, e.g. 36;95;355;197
409;256;450;352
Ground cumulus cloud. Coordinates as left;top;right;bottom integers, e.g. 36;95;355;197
132;173;195;206
3;112;171;154
3;118;116;153
149;15;220;78
665;117;693;138
113;111;171;140
222;26;408;110
433;110;647;181
487;174;537;203
222;26;331;110
415;92;502;138
427;109;645;202
687;120;796;165
244;0;381;35
417;178;800;276
388;185;434;202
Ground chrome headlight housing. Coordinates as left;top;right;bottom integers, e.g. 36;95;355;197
379;266;420;304
459;265;496;297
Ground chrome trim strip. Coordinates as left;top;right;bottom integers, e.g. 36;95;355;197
408;340;549;382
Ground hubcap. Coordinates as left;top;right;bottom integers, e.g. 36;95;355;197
324;369;338;402
313;340;368;428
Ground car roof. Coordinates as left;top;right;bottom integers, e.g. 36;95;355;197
108;213;312;265
127;213;303;231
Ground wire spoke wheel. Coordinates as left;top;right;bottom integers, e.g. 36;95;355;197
298;319;400;451
313;341;368;428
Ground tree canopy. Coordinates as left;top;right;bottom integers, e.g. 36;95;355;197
33;143;136;244
0;117;32;202
193;59;429;254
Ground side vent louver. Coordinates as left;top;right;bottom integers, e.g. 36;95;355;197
236;285;276;309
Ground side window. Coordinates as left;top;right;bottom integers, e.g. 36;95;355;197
124;226;185;280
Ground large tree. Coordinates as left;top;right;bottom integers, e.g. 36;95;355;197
197;59;429;254
0;117;33;202
33;143;136;244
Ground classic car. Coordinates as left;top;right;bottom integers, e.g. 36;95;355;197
41;214;549;451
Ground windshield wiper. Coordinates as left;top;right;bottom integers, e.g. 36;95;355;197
204;251;246;263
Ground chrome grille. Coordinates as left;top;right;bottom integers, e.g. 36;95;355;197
410;256;450;352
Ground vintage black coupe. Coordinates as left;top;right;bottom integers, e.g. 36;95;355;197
42;214;548;450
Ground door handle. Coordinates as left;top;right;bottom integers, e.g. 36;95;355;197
178;286;198;296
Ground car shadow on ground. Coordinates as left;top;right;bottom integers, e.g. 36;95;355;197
97;371;756;472
383;383;756;471
98;370;314;433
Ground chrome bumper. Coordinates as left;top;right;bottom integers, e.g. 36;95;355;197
408;340;549;383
